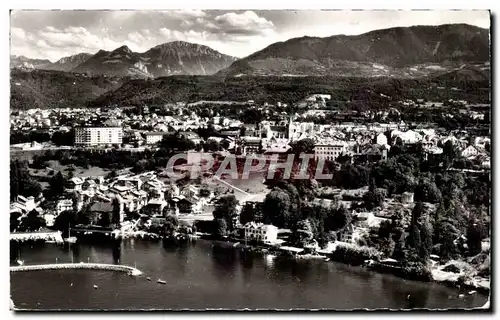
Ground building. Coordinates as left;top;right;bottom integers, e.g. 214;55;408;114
74;126;123;146
10;195;38;214
375;133;388;145
401;192;414;204
89;200;117;226
243;222;279;244
240;137;262;155
352;144;388;163
461;145;482;159
56;199;73;215
314;140;348;161
144;132;169;145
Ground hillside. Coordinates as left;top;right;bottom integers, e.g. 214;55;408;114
219;24;490;77
10;69;128;110
10;69;490;110
90;73;490;108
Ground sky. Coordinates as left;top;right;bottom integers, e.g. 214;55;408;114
10;10;491;62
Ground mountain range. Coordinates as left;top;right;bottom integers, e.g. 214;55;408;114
11;41;237;77
11;24;490;78
10;23;491;109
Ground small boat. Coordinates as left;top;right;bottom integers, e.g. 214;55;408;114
65;237;77;244
93;285;98;289
468;290;477;295
324;258;330;262
16;259;24;266
65;226;77;243
157;279;166;285
146;277;151;281
458;294;465;298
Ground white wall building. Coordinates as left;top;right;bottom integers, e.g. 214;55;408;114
314;139;348;161
144;132;168;145
461;145;481;159
376;133;388;145
74;127;123;146
243;222;278;244
56;199;73;215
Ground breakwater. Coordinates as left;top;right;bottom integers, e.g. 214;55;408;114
10;231;63;243
10;263;142;276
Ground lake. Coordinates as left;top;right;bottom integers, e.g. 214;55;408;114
10;239;488;310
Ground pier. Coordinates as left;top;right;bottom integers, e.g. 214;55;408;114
10;263;142;276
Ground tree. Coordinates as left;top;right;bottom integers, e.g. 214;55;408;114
407;202;432;263
18;210;46;232
290;138;315;155
77;205;91;225
112;198;121;226
10;160;42;201
10;212;22;232
325;205;352;232
363;188;386;209
215;218;228;238
434;218;460;260
49;171;66;198
213;195;239;232
414;181;442;204
54;210;78;236
442;140;460;168
293;219;314;247
262;188;291;228
163;215;179;238
240;108;264;124
466;220;483;256
239;203;256;225
407;202;423;252
97;213;111;228
106;170;118;180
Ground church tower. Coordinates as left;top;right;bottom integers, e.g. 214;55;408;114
288;115;295;142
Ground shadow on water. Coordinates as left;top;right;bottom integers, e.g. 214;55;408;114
272;256;313;283
10;241;20;262
210;245;237;279
69;243;80;263
112;244;121;264
381;275;431;309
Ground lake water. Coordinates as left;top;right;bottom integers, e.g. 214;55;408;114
10;239;488;310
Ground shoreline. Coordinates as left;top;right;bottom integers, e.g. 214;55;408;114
12;233;490;294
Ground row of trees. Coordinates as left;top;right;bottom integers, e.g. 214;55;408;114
10;129;75;146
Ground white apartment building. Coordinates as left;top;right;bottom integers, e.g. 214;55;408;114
74;127;123;146
314;140;348;161
243;222;278;244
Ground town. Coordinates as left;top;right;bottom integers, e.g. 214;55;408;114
9;91;491;295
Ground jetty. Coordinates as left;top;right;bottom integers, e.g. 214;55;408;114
10;263;142;276
10;231;64;243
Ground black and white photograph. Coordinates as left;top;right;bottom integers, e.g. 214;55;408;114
7;8;491;311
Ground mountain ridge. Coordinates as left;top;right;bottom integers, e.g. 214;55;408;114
219;23;490;77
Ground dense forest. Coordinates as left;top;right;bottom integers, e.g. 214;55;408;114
10;68;490;110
